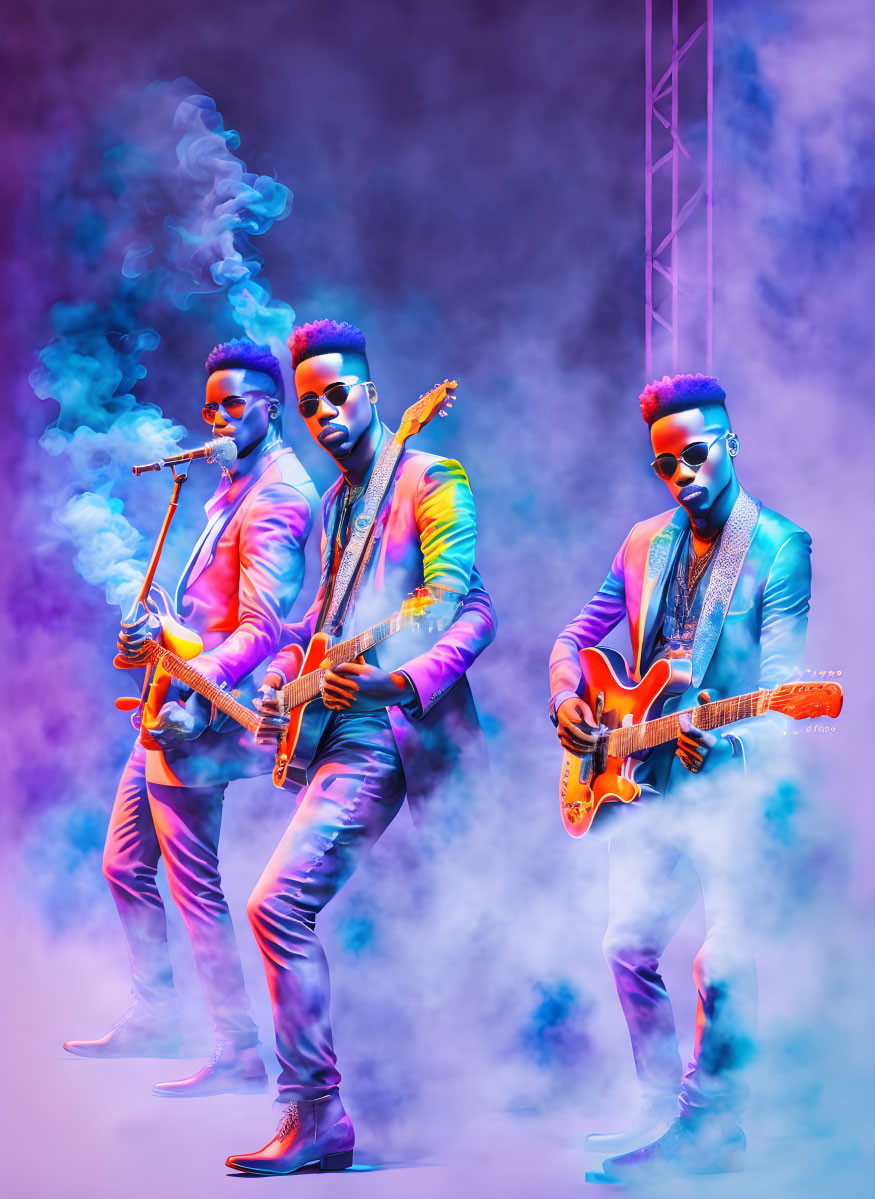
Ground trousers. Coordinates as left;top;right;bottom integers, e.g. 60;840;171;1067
247;708;407;1100
601;780;757;1118
102;742;258;1047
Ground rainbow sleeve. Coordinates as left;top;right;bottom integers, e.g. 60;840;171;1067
414;459;477;596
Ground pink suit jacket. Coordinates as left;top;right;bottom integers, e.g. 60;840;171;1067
145;445;318;788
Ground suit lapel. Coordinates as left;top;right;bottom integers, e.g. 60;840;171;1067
175;505;235;612
636;509;687;676
690;488;761;687
313;480;346;633
175;450;277;609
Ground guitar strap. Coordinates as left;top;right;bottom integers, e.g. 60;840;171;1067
319;436;404;635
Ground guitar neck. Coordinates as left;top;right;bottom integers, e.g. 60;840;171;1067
608;689;773;759
145;641;262;735
280;614;403;710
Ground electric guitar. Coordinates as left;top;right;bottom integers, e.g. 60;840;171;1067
558;646;844;838
114;586;264;748
269;378;460;788
270;590;437;787
116;380;457;755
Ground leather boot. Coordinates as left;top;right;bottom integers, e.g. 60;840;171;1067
584;1090;678;1156
599;1114;746;1180
152;1043;267;1097
226;1092;354;1175
64;1005;182;1059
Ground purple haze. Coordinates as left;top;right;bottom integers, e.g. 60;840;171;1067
2;0;873;1196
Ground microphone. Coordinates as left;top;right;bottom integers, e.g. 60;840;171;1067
132;438;238;475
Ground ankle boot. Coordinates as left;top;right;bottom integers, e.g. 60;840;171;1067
64;1005;182;1059
153;1043;267;1097
585;1091;678;1155
226;1092;354;1175
600;1113;746;1179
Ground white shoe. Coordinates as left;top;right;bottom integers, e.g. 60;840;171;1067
585;1093;678;1156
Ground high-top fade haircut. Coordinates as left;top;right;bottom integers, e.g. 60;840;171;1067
205;339;284;397
289;319;368;372
639;373;727;426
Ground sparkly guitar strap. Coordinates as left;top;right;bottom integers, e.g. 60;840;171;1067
321;438;404;635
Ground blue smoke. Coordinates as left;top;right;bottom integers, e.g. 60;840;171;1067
30;80;295;610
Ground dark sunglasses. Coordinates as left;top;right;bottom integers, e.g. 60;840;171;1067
202;396;248;424
297;380;372;419
651;431;730;480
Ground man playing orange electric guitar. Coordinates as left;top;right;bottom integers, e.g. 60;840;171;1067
549;374;812;1178
224;319;496;1176
64;339;318;1097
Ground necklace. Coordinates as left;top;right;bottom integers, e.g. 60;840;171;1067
686;535;719;593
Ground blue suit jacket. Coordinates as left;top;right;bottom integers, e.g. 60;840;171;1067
549;488;812;792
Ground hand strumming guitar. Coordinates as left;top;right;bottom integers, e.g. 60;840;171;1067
148;689;212;745
321;661;415;712
556;694;608;756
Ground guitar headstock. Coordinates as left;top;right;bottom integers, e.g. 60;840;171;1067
771;681;844;720
398;589;438;627
395;380;457;445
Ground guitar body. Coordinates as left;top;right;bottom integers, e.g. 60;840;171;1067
114;586;204;750
559;647;692;837
272;635;333;788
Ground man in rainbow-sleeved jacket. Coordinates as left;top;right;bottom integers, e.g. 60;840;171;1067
225;319;495;1177
550;374;811;1180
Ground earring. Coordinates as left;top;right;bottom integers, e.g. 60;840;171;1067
727;434;739;457
269;404;279;420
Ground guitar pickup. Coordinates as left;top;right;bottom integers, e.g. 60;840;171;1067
592;732;610;776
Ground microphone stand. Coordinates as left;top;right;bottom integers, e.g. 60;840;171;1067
125;462;188;623
118;463;190;656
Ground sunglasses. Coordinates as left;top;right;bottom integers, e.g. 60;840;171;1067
297;380;373;419
651;431;731;480
202;396;249;424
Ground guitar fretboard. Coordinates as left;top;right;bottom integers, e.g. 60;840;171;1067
144;641;262;735
607;689;773;759
280;615;402;711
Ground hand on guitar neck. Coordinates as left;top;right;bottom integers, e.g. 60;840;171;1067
676;690;734;773
115;607;157;666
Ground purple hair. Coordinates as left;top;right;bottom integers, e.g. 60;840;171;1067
205;339;284;396
639;373;727;425
290;319;368;370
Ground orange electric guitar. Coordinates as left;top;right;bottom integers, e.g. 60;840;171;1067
270;590;437;787
270;379;459;788
558;646;844;837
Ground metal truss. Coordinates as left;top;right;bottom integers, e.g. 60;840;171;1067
645;0;714;377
